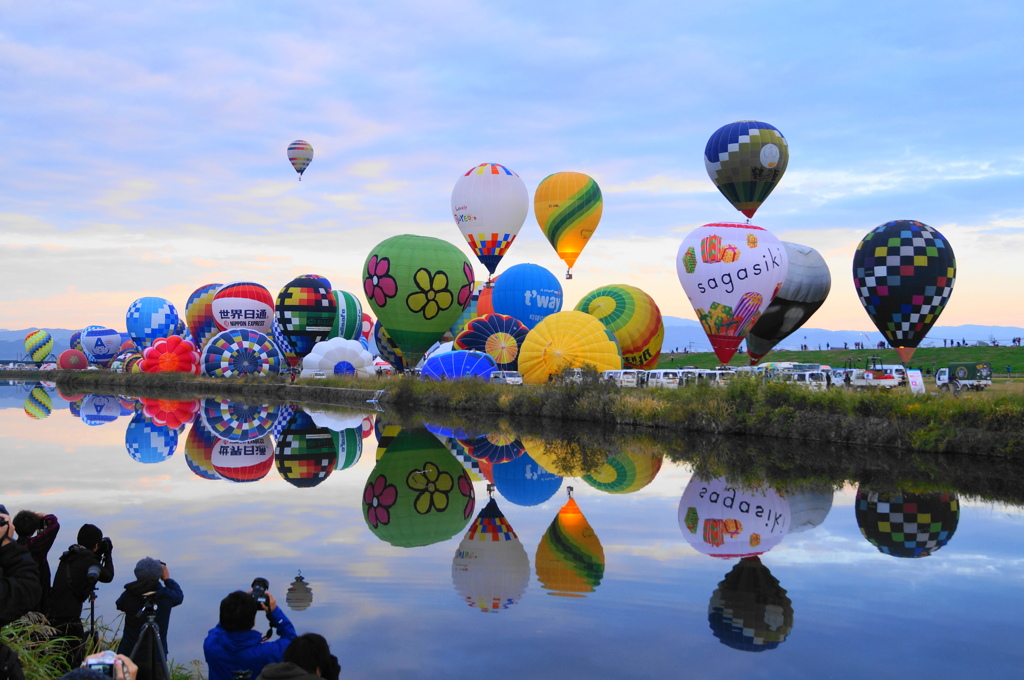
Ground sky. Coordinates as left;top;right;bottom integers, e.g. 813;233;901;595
2;1;1023;334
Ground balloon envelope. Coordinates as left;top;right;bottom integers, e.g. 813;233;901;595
57;349;89;370
518;311;622;385
855;488;959;558
708;557;793;651
276;276;337;359
24;330;53;362
451;163;529;276
202;329;282;378
490;264;563;330
201;398;281;442
275;411;339;488
676;222;789;364
454;313;528;371
852;220;956;363
185;283;223;352
301;338;374;377
287;140;313;178
678;477;791;558
534;172;602;274
704;120;789;218
421;350;497;382
330;290;363;341
575;284;664;370
211;436;275;482
212;282;275;335
452;497;530;613
535;497;604;597
81;327;122;368
125;297;180;350
491;452;562;506
125;412;178;464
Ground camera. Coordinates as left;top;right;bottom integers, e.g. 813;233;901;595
84;650;119;677
251;577;269;607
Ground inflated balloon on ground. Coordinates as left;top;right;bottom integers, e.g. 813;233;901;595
185;283;223;351
575;284;664;370
212;282;275;335
330;290;363;341
275;276;337;359
454;313;529;370
201;329;281;378
421;350;497;382
301;338;374;377
517;311;622;385
126;297;180;350
24;330;53;362
490;264;562;330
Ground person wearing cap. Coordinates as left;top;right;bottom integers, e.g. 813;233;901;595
115;557;183;656
48;523;115;668
13;509;60;614
0;504;41;627
204;588;296;680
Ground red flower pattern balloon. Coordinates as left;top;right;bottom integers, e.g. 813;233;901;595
140;335;201;374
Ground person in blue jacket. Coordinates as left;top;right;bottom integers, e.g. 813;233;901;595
204;587;296;680
116;557;184;656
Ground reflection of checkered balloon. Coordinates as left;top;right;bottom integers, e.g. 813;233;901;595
855;489;959;558
852;220;955;349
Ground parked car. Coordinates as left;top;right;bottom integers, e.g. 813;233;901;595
601;369;641;387
646;369;680;389
490;370;523;385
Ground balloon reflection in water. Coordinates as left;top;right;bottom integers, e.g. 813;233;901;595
581;445;663;494
490;452;562;507
855;488;959;558
80;395;122;426
708;556;793;652
362;429;475;548
211;436;275;482
184;419;222;481
140;398;199;430
784;483;834;534
458;433;525;464
201;399;280;442
23;384;52;420
535;495;604;597
276;411;339;488
286;573;313;612
678;477;791;558
452;497;530;613
125;411;178;464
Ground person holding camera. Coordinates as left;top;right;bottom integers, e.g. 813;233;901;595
48;524;115;668
0;505;41;628
115;557;183;657
204;584;297;680
13;509;59;614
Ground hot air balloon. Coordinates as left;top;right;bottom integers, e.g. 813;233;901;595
449;280;490;338
451;163;529;278
855;488;959;558
23;384;52;420
678;477;791;559
70;331;83;353
490;451;563;506
81;327;122;368
490;264;563;331
454;313;529;371
125;297;180;350
287;140;314;180
24;330;53;363
360;313;373;341
211;435;275;482
704;120;789;218
708;557;793;651
276;410;339;488
534;172;602;279
676;222;789;364
185;283;223;352
746;242;831;364
372;321;405;373
421;351;497;382
363;235;474;367
211;282;275;335
275;276;337;360
458;433;525;465
575;284;664;370
362;429;475;548
517;311;622;385
185;420;223;481
201;398;281;442
330;290;363;341
201;329;282;378
57;349;89;370
535;495;604;597
785;483;834;534
452;497;530;613
139;336;200;374
270;317;298;368
581;445;664;494
852;220;956;363
301;338;374;377
125;411;178;464
80;394;122;426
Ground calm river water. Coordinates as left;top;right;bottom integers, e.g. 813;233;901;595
4;382;1023;679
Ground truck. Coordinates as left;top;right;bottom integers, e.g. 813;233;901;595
935;362;992;392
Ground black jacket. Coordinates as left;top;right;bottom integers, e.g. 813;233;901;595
115;577;184;656
47;544;114;621
0;540;41;626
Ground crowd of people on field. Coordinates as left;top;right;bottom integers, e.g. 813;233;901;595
0;506;338;680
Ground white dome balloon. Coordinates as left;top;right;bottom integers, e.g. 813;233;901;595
301;338;374;377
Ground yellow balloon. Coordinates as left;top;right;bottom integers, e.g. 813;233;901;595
534;172;603;274
517;311;621;385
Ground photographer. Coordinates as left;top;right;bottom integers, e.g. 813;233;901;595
257;634;340;680
204;585;296;680
116;558;183;657
13;509;60;613
48;524;115;668
0;505;41;627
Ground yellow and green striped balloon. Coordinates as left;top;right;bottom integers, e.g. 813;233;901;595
534;172;602;276
574;284;664;370
24;330;54;363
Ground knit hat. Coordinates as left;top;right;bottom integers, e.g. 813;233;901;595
134;557;163;581
0;505;8;515
77;523;103;548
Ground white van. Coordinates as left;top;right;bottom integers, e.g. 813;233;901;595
695;369;734;386
779;369;829;390
601;369;640;387
646;369;680;389
490;370;523;385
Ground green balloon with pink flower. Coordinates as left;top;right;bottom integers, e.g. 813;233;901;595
362;428;476;548
363;234;475;368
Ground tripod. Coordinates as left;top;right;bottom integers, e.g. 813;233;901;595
129;595;171;680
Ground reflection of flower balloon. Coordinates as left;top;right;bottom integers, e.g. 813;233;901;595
855;488;959;558
201;329;282;378
535;497;604;597
708;556;793;651
454;314;529;371
678;477;791;559
452;497;530;613
140;336;200;374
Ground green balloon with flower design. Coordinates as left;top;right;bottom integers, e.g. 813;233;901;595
363;235;475;368
362;428;476;548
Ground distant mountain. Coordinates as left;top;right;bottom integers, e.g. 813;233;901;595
0;328;76;362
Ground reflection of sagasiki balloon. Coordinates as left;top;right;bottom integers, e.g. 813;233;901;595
363;235;474;367
276;411;339;488
678;477;791;559
362;429;475;548
276;276;337;359
451;163;529;277
125;297;180;350
211;435;275;483
287;140;314;179
185;283;223;352
202;329;282;378
575;284;664;370
452;497;530;613
676;222;789;364
535;497;604;597
747;242;831;364
853;220;956;363
704;120;789;219
454;313;528;371
855;488;959;558
708;556;793;651
490;264;562;331
212;282;275;335
534;172;602;278
421;350;497;382
24;330;53;363
518;311;622;385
